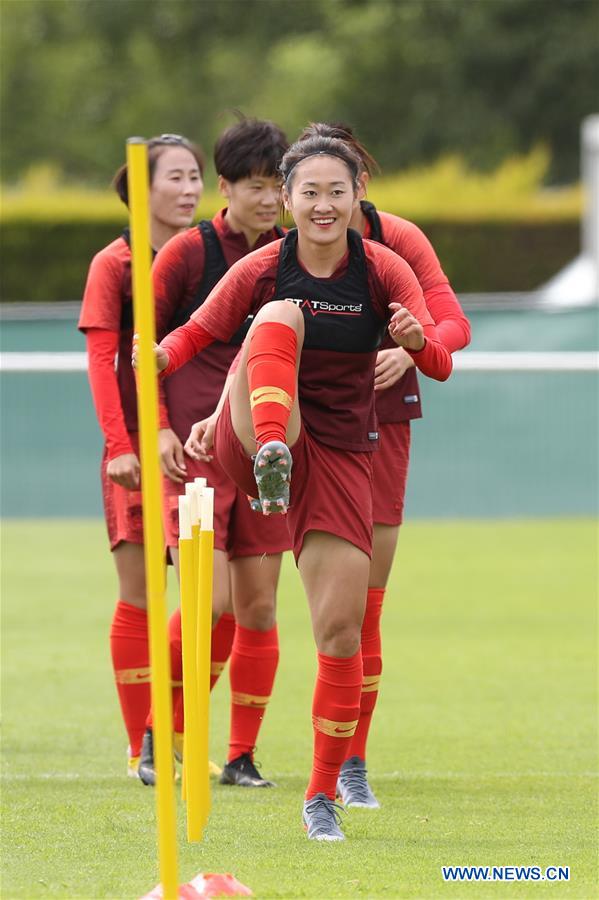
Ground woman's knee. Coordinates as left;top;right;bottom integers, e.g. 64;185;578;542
211;551;232;622
252;300;305;337
315;617;362;658
369;525;399;587
233;588;276;630
113;542;146;607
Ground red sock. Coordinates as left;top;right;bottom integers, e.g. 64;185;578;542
168;608;184;733
306;651;363;800
110;600;151;757
348;588;384;761
149;609;237;731
247;322;297;445
211;612;236;689
228;624;279;761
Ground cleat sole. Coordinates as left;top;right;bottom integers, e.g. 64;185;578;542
253;441;292;515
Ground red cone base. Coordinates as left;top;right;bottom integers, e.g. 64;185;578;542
141;872;253;899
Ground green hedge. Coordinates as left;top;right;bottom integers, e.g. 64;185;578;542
422;220;579;292
0;216;579;301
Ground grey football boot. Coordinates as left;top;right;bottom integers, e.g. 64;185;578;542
337;756;380;809
303;793;346;841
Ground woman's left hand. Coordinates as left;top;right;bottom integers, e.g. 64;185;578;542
185;414;217;462
374;347;415;391
158;428;187;482
388;303;425;352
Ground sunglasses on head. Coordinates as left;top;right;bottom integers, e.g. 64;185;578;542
148;133;190;147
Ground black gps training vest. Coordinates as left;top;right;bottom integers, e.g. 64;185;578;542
163;220;285;439
360;201;423;424
169;220;284;343
269;228;387;451
119;228;159;331
272;228;386;353
360;201;383;242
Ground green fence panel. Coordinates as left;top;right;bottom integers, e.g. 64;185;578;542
1;307;597;519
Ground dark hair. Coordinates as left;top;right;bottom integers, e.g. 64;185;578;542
297;122;380;178
113;134;205;206
280;136;362;191
214;116;289;182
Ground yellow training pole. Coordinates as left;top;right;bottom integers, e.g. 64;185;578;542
180;480;204;803
127;138;178;900
197;487;214;829
178;494;203;841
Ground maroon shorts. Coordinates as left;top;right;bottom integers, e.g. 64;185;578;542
162;452;291;559
101;433;144;550
215;398;374;561
372;421;411;526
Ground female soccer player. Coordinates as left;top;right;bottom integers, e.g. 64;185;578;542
79;134;203;777
135;135;452;841
138;118;290;788
298;123;471;809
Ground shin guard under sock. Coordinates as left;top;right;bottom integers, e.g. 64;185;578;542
306;650;363;800
228;624;279;761
247;322;297;446
348;587;384;761
110;600;151;757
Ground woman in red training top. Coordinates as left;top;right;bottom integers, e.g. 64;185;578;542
299;123;471;809
79;134;203;777
136;135;452;841
140;117;290;789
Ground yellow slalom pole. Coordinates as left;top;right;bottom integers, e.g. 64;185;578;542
178;494;203;841
197;487;214;829
180;480;204;803
127;138;178;900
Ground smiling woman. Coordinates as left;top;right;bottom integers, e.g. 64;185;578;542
137;116;291;789
77;134;203;778
113;135;204;248
134;133;452;841
296;121;472;811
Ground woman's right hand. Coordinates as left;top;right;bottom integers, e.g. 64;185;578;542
185;414;218;462
132;334;169;373
106;453;141;489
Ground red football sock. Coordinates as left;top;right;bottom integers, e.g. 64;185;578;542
348;588;384;761
110;600;151;758
147;609;237;731
168;608;184;733
247;322;297;446
211;612;236;689
306;651;363;801
228;624;279;761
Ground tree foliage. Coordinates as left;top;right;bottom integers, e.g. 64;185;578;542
1;0;597;185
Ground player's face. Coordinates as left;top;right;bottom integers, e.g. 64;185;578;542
219;173;282;236
150;147;203;229
284;155;357;245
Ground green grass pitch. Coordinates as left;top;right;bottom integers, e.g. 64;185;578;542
1;519;597;899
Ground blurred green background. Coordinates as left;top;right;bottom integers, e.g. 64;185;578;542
2;0;597;184
2;0;598;300
1;0;598;517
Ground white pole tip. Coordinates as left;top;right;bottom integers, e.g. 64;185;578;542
200;487;214;531
184;482;200;525
178;495;192;540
